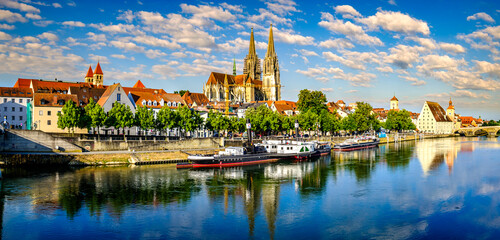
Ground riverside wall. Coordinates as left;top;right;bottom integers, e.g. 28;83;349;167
73;137;224;151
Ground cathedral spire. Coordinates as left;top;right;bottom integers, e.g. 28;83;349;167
266;24;276;57
249;27;256;56
233;58;236;76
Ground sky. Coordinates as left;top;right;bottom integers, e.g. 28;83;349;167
0;0;499;119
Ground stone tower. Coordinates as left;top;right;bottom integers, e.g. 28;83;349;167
390;95;399;110
93;61;103;86
84;65;93;83
262;24;280;101
243;28;261;82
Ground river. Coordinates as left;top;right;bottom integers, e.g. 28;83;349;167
1;137;499;239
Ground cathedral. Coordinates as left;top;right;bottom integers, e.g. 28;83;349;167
203;24;281;103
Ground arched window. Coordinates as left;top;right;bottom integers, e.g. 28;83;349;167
142;100;146;106
153;101;157;106
167;102;171;107
148;100;152;106
172;102;176;107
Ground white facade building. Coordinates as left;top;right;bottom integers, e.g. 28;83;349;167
417;101;453;134
0;87;33;129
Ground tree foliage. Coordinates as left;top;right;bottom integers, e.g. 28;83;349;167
84;98;106;133
384;109;416;131
57;100;85;134
135;106;156;132
177;105;201;136
344;102;380;132
156;106;179;132
106;102;134;135
297;89;328;114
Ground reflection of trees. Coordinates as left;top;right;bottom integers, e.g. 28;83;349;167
297;158;330;196
57;167;201;218
385;142;415;170
334;149;379;183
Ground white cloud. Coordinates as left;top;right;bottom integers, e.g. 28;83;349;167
319;12;383;46
358;10;430;35
385;44;425;69
65;37;86;46
152;64;180;79
171;52;187;58
377;66;393;73
388;0;397;6
296;66;344;79
180;3;236;22
417;54;465;73
334;5;361;19
33;20;53;27
62;21;85;27
0;31;12;40
321;88;334;92
399;75;426;86
52;3;62;8
323;51;365;70
88;54;109;64
218;37;267;53
37;32;58;41
86;32;107;42
90;23;136;34
25;13;41;19
467;12;495;23
406;36;437;49
110;54;135;61
265;1;299;16
110;40;144;52
0;0;39;13
0;23;14;29
248;9;293;26
439;43;466;54
298;49;318;56
0;9;27;23
257;27;314;45
133;35;181;50
318;38;354;49
220;3;243;13
473;60;500;78
106;65;154;82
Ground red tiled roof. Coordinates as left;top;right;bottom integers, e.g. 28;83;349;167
97;84;119;106
182;91;210;106
33;93;79;107
391;96;398;101
206;72;261;86
274;103;294;115
426;101;451;122
85;66;93;78
94;62;103;75
133;80;146;89
0;87;33;97
336;100;345;105
13;78;34;88
459;116;475;124
68;86;106;106
31;79;97;93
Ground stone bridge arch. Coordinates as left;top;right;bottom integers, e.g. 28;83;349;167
474;129;488;136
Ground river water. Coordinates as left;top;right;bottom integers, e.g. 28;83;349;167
1;137;500;239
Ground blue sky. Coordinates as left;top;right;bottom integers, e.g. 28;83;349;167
0;0;499;119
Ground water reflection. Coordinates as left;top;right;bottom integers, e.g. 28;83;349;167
2;137;500;239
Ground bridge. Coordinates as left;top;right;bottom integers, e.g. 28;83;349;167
456;126;500;137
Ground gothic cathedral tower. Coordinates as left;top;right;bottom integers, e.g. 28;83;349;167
262;24;280;101
243;28;261;82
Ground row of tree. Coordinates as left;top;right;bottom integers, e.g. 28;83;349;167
57;89;417;137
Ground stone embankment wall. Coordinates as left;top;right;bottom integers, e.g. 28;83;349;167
74;137;224;151
0;130;82;152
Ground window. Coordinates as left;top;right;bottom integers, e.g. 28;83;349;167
39;110;43;116
11;99;14;103
47;120;51;125
19;107;22;112
4;107;7;111
19;99;23;103
47;111;51;116
12;107;15;112
12;116;15;120
117;93;121;101
27;99;30;103
3;98;6;103
19;116;22;121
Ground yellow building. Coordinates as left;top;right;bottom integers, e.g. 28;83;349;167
32;93;87;134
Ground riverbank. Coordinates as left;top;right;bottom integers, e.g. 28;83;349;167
0;149;221;167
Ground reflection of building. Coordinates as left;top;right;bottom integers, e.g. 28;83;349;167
416;138;460;175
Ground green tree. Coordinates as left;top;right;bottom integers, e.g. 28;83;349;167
84;98;106;137
135;106;156;135
298;109;319;132
319;109;341;135
297;89;328;114
106;102;134;139
177;105;199;138
245;105;274;135
229;117;245;136
57;99;85;135
384;109;416;131
156;106;179;136
174;90;188;97
344;102;380;132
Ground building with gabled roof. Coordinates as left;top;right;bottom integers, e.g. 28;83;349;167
203;72;263;103
417;101;453;134
97;83;135;113
32;92;87;133
183;91;210;107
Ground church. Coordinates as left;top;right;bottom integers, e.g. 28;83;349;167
203;24;281;103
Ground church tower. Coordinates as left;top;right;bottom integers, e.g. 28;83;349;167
262;24;280;101
446;98;455;119
390;95;399;110
84;65;93;83
243;28;261;82
93;61;103;86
